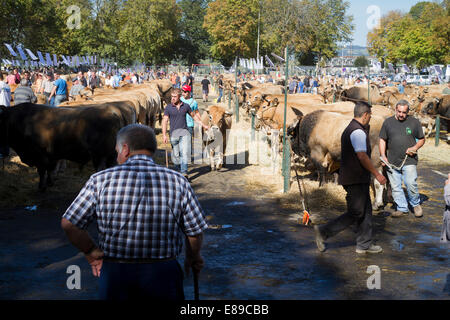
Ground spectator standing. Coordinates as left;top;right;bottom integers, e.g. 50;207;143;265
40;73;55;105
69;78;85;100
13;69;20;84
181;85;199;136
398;79;407;94
13;79;37;105
288;78;298;94
303;76;311;93
379;100;425;218
297;79;304;93
6;71;16;85
217;75;224;103
49;71;68;106
0;73;11;159
201;75;211;102
61;124;208;300
77;71;87;87
0;73;12;107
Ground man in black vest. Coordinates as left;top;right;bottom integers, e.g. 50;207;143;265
314;102;387;254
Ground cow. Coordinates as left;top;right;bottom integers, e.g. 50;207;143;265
201;105;233;171
340;84;385;105
287;110;389;210
0;103;127;191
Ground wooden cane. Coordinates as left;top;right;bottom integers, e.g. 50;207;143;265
193;269;199;300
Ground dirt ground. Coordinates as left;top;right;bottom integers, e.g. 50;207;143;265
0;84;449;300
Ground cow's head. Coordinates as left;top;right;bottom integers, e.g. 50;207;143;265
204;108;232;143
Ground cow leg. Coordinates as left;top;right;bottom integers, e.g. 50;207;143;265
372;177;385;211
216;152;224;170
209;149;215;171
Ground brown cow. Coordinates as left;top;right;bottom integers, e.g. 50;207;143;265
201;105;233;171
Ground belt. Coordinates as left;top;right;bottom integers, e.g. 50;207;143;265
103;257;176;264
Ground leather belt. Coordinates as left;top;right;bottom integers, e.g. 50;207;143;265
103;257;176;264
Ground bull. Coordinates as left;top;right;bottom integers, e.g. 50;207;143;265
0;103;129;191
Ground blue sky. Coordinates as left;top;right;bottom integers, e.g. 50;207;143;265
347;0;429;47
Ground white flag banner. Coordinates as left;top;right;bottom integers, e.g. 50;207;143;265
36;51;45;65
446;65;450;77
388;63;394;71
45;53;53;66
402;64;410;73
53;54;58;66
271;52;285;62
61;55;69;66
4;43;18;56
25;49;38;60
265;55;275;68
259;56;264;70
17;47;28;60
434;65;443;75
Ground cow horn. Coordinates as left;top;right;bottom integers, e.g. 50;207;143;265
224;111;233;116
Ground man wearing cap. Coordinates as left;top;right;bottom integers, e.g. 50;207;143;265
162;88;209;180
69;78;85;100
181;85;199;136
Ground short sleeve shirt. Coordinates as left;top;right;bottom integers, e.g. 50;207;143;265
164;102;192;137
379;116;424;167
201;79;210;91
350;129;367;153
53;78;67;95
181;97;198;128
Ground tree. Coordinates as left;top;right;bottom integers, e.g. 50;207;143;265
118;0;181;65
354;56;369;68
177;0;212;65
204;0;259;66
260;0;354;65
367;2;449;67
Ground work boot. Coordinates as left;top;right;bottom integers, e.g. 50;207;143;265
391;210;408;218
356;244;383;254
413;205;423;218
314;225;326;252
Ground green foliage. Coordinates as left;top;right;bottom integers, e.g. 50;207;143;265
367;1;449;66
354;56;369;68
204;0;260;66
177;0;212;65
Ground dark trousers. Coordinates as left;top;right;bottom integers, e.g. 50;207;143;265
99;259;185;300
320;183;373;250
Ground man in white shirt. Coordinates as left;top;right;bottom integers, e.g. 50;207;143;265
0;73;11;107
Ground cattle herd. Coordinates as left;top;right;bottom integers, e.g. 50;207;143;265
217;75;449;210
0;73;449;212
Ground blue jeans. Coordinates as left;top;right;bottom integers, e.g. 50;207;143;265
54;94;67;106
170;134;191;174
387;165;421;212
217;88;223;102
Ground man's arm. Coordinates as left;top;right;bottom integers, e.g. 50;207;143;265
49;85;56;99
184;233;204;275
379;138;388;165
61;218;104;276
162;115;169;144
191;111;209;129
356;152;387;185
406;138;425;156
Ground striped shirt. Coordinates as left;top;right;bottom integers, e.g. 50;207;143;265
63;155;208;259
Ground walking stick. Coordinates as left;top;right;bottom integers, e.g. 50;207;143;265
193;269;199;300
165;143;169;168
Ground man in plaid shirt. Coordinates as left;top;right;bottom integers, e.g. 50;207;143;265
61;124;208;300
